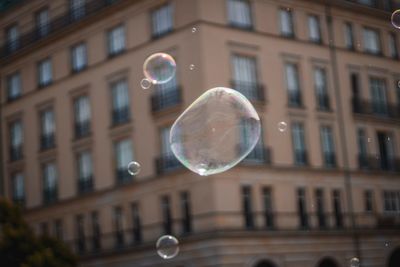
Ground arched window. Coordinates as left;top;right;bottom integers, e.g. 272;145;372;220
254;260;276;267
317;258;338;267
388;248;400;267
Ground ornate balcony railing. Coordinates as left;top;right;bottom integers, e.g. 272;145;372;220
151;86;182;112
231;81;266;103
0;0;122;60
352;98;400;120
358;154;400;172
62;211;400;257
155;153;183;175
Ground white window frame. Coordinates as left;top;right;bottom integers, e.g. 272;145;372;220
279;8;294;37
308;15;321;43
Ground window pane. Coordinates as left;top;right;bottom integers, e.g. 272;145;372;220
152;4;173;36
227;0;252;28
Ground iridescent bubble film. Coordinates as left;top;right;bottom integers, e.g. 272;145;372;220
140;78;152;90
156;235;179;259
349;257;360;267
392;10;400;29
170;87;261;176
127;161;141;176
143;53;176;84
278;121;287;132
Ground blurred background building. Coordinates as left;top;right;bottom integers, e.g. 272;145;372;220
1;0;400;266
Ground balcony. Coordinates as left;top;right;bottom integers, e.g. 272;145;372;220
352;98;400;120
231;81;266;103
238;144;272;164
288;91;303;108
78;177;94;194
323;152;337;168
112;106;130;126
316;94;331;111
151;86;182;112
43;188;58;204
9;145;23;161
0;0;121;60
294;150;308;166
116;168;132;184
155;153;183;175
40;134;55;151
358;154;400;172
74;120;91;139
64;211;400;257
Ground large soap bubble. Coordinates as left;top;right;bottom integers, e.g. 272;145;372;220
143;53;176;84
169;87;260;176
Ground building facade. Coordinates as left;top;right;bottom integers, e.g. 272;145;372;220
1;0;400;266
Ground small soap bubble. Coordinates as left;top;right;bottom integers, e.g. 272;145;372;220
170;87;261;176
392;10;400;29
385;241;390;247
127;161;141;176
397;80;400;88
350;257;360;267
191;27;197;33
156;235;179;259
189;64;195;71
278;121;287;132
143;53;176;84
141;78;152;89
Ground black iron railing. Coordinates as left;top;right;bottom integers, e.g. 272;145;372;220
155;153;182;175
43;188;58;204
151;86;182;112
352;98;400;120
231;81;266;102
74;120;91;139
316;94;331;111
323;152;337;168
358;154;400;172
40;134;55;151
116;168;132;184
62;211;400;256
9;145;23;161
78;177;94;194
0;0;122;59
112;106;130;126
294;150;308;166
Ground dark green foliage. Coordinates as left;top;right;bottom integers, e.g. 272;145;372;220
0;198;77;267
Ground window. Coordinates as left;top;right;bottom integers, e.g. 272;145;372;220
364;190;374;212
389;33;398;59
357;128;369;168
242;185;254;229
232;55;261;101
71;43;87;72
320;126;336;167
344;22;354;49
161;127;173;156
113;207;124;247
42;162;58;204
315;189;326;228
115;139;133;184
291;122;307;165
107;25;125;56
77;150;93;193
377;132;395;171
91;211;101;250
6;24;19;52
296;188;308;228
9;120;23;161
11;172;24;205
332;189;343;228
70;0;86;21
40;109;55;150
36;8;50;37
370;77;388;115
241;119;264;162
38;58;52;87
74;95;91;138
151;4;174;37
157;127;181;173
6;71;21;101
358;0;376;6
383;191;400;213
262;187;274;228
363;28;381;55
131;202;142;243
227;0;252;29
314;67;330;110
308;15;321;43
161;195;172;234
75;214;86;253
54;219;63;240
285;63;302;107
111;79;130;125
279;8;294;37
152;65;180;111
180;191;192;234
